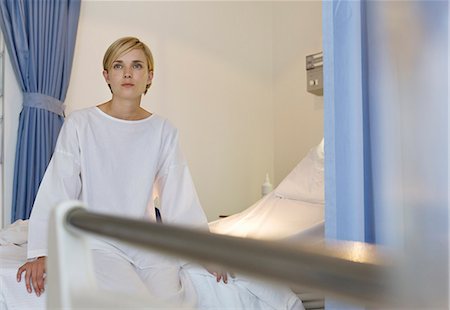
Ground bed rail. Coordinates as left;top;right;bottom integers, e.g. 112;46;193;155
48;201;446;309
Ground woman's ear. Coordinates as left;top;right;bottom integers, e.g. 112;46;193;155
103;70;110;83
147;70;154;84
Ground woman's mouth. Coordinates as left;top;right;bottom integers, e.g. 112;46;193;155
121;83;134;87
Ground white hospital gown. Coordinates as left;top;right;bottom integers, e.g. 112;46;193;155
28;106;208;262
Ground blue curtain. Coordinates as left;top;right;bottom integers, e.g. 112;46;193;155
0;0;81;221
324;1;448;308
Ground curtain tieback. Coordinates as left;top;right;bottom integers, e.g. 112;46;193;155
23;92;65;117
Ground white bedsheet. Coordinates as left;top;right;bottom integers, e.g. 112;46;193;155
0;232;303;310
183;265;302;309
0;244;46;310
209;192;324;243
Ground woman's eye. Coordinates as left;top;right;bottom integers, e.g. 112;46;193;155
113;64;122;69
133;63;143;69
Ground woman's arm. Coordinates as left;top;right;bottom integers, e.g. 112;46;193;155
154;126;230;283
20;118;82;296
27;117;82;258
153;128;208;229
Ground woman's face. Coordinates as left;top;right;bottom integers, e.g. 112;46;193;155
103;48;153;99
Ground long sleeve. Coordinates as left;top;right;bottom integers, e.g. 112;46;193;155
27;118;82;259
154;127;208;230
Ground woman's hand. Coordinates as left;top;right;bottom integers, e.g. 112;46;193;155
17;256;47;296
204;265;234;284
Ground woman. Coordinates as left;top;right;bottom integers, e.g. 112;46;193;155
16;37;228;303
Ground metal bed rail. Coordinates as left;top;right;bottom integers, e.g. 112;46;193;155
48;201;447;309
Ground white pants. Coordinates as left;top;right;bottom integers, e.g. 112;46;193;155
91;249;192;306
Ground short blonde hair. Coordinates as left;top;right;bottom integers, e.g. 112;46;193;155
103;37;154;94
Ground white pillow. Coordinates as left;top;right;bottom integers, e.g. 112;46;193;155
274;139;324;204
0;219;29;245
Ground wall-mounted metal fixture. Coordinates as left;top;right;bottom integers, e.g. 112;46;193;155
306;52;323;96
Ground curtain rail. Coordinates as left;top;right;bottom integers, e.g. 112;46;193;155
65;207;399;307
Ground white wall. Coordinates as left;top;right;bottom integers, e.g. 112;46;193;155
2;0;323;225
273;1;324;186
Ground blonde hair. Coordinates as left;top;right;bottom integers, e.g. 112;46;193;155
103;37;154;94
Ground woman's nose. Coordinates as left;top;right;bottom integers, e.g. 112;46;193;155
123;68;132;78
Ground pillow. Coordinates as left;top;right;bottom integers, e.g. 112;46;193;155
274;139;324;204
0;219;29;245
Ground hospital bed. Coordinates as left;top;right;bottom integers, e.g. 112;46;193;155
210;139;324;241
0;141;325;309
209;140;325;309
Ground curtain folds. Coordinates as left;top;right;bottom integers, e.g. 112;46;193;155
0;0;81;221
324;0;448;308
323;0;448;245
323;0;373;244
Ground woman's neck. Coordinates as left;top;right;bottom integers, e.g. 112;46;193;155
97;98;151;120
